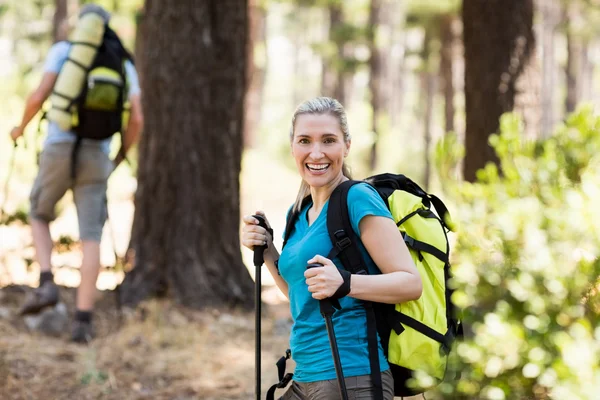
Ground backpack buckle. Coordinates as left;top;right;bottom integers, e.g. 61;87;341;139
402;233;415;248
333;230;352;250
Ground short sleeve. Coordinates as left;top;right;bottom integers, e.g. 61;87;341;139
43;42;70;73
347;183;393;236
124;60;141;98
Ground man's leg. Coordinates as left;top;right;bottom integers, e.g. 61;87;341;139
76;240;101;311
31;218;53;273
71;143;112;343
19;218;60;314
21;144;71;315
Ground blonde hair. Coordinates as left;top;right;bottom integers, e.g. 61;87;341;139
290;97;352;213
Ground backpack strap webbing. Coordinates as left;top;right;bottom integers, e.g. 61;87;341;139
402;232;448;264
326;180;384;400
282;195;312;250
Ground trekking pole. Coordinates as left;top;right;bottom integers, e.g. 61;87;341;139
252;214;269;400
0;141;18;223
307;263;349;400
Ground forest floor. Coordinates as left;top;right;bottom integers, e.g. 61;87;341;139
0;149;300;399
0;283;294;400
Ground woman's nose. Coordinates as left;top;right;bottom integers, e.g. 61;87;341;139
309;143;324;158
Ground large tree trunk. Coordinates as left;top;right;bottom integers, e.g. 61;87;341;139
52;0;68;43
368;0;382;171
121;0;254;310
462;0;537;182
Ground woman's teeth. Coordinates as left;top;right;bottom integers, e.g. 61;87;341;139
307;164;329;171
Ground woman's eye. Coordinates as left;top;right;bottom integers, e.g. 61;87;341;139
298;138;309;144
324;138;336;144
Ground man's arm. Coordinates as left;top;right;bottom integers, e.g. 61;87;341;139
10;72;58;141
114;93;143;166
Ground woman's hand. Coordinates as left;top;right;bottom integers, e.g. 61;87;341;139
241;210;274;252
304;255;344;300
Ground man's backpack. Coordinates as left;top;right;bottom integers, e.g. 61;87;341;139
44;24;132;178
280;173;462;399
72;26;130;142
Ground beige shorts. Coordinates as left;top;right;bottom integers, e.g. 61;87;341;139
280;369;395;400
29;142;113;242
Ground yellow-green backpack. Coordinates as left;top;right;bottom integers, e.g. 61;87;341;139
324;174;462;398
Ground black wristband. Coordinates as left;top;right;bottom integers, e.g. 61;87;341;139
331;269;351;299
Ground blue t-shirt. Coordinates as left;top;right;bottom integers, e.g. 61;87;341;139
278;182;393;382
43;41;141;153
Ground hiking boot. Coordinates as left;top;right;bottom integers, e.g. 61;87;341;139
70;320;95;344
19;281;59;315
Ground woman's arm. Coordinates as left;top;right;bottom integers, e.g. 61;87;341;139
349;214;422;303
305;215;422;304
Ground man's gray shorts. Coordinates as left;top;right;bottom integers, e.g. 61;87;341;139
280;369;394;400
29;142;113;242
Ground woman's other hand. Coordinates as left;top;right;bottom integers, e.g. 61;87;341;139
304;254;344;300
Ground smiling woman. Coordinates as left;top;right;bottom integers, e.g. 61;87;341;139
241;97;421;400
289;98;352;215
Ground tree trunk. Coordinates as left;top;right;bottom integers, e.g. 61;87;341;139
565;27;582;114
368;0;382;171
321;3;346;105
121;0;254;310
52;0;68;43
389;2;406;130
579;40;593;102
538;0;560;137
244;0;266;148
421;28;435;190
439;14;456;134
462;0;536;182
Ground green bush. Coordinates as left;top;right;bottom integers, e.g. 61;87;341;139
433;107;600;399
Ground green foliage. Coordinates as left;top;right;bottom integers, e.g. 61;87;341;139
433;108;600;399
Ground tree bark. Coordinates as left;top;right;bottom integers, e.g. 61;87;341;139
462;0;537;182
368;0;382;171
121;0;254;310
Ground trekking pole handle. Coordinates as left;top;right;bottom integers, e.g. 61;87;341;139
306;263;341;316
252;215;269;267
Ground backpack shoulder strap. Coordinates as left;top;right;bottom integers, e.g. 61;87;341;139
325;179;368;274
282;196;312;250
327;179;385;400
104;26;134;63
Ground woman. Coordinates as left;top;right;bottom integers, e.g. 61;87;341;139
242;97;422;399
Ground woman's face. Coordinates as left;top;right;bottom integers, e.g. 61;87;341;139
291;113;350;189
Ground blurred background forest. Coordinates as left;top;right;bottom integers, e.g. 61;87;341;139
0;0;600;399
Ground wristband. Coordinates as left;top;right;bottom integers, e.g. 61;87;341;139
331;269;351;299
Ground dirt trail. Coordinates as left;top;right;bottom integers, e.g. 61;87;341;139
0;285;293;400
